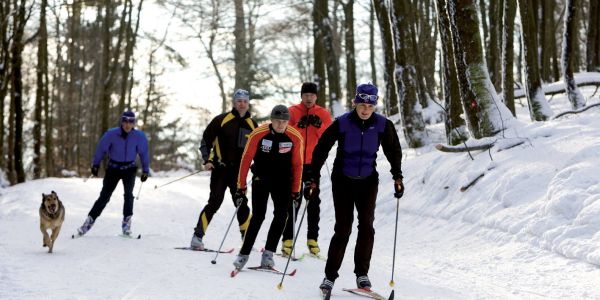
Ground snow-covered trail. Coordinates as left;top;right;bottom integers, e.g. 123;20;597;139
2;171;600;299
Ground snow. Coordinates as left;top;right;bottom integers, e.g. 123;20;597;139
2;93;600;299
514;72;600;98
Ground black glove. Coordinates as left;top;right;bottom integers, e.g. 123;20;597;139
234;188;247;206
91;166;99;177
297;115;308;129
291;192;302;208
141;173;148;182
307;114;322;128
303;179;319;200
394;179;404;198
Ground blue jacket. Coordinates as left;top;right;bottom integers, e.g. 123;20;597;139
93;127;150;173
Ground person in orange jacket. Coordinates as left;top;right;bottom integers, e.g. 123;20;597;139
281;82;332;257
232;105;304;270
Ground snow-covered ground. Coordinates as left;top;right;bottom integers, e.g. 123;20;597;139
1;89;600;299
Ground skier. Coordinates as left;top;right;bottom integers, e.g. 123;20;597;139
76;111;150;236
281;82;332;257
190;89;258;249
232;105;304;270
308;83;404;292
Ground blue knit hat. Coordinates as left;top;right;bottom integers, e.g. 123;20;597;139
121;111;136;122
354;83;379;105
232;89;250;101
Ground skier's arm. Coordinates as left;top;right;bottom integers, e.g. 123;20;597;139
287;127;304;193
199;115;221;163
138;132;150;174
237;126;267;190
317;108;333;136
310;119;340;180
92;131;111;167
381;119;403;180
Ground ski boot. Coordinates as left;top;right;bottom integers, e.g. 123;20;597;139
233;254;249;269
281;239;293;257
122;216;132;236
356;275;372;289
307;239;320;255
190;233;204;250
77;216;95;236
261;250;275;268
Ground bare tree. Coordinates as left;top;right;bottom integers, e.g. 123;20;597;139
562;0;585;109
313;0;328;107
234;0;249;90
33;0;49;179
341;0;356;111
0;0;11;170
586;0;600;71
501;0;517;116
10;0;27;183
369;1;377;88
517;0;553;121
372;0;398;116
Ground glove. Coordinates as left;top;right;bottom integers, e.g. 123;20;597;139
303;179;319;200
91;166;99;177
234;187;247;206
141;173;148;182
297;115;308;129
394;179;404;198
291;192;302;208
307;114;322;128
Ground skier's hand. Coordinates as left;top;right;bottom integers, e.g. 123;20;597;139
303;179;319;200
291;192;302;207
141;173;148;182
234;188;247;206
91;166;99;177
394;178;404;198
204;162;215;171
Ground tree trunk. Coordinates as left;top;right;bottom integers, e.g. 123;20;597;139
234;0;249;90
407;5;430;109
372;0;399;116
10;0;26;183
562;0;586;109
540;0;556;81
501;0;517;116
0;0;10;170
447;0;512;138
313;0;328;107
321;4;342;108
517;0;553;121
369;1;378;88
391;0;426;147
587;0;600;71
435;0;467;145
488;0;503;91
100;0;114;136
342;0;356;111
34;0;49;179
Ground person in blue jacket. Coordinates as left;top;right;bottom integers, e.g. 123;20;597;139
75;111;150;237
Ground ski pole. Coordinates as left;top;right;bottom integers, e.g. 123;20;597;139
390;195;400;287
153;170;202;190
291;198;298;259
135;181;144;200
277;194;311;290
211;195;244;265
83;174;94;182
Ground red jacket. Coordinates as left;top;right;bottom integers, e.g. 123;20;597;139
237;123;304;193
288;103;332;164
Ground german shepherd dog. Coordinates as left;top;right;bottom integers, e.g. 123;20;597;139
39;191;65;253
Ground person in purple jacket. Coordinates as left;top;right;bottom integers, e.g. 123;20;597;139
308;83;404;293
75;111;150;237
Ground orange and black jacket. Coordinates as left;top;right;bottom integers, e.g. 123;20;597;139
288;103;332;164
199;109;258;167
237;123;304;193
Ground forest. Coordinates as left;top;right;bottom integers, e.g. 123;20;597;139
1;0;599;185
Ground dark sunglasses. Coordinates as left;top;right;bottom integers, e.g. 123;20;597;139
356;93;379;102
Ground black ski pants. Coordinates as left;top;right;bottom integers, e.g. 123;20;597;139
240;176;291;255
325;172;378;280
194;165;251;238
88;167;137;220
282;165;321;242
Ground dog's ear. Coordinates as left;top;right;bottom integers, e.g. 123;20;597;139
42;193;46;198
51;191;57;195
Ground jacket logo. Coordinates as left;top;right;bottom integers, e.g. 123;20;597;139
261;139;273;152
279;142;292;153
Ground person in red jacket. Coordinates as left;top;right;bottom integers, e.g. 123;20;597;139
232;105;304;270
281;82;332;257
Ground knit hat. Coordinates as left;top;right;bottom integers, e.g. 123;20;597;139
354;83;379;105
121;111;136;122
232;89;250;101
270;105;290;120
300;82;318;95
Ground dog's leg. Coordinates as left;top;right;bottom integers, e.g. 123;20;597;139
40;225;50;248
49;225;62;253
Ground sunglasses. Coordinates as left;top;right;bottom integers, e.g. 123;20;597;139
121;116;136;123
356;93;379;102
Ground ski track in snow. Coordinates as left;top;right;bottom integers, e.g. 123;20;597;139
1;93;600;299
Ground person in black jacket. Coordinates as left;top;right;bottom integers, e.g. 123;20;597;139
190;89;258;249
309;83;405;292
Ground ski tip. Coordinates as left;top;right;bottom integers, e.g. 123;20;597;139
289;269;297;276
230;269;240;277
226;248;235;253
388;290;395;300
